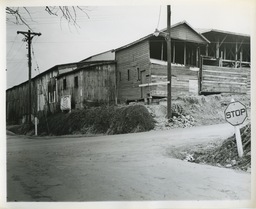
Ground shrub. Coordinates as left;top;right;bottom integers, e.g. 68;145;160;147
109;105;155;134
37;105;154;136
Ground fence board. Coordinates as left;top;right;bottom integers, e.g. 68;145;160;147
200;65;250;94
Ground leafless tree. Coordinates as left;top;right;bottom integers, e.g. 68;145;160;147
6;6;90;29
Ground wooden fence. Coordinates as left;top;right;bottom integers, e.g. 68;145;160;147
199;57;250;94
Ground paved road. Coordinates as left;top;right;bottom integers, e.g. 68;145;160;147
7;123;251;201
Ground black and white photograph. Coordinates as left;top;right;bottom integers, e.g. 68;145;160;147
2;0;256;208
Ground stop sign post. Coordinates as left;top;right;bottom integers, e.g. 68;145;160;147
224;100;248;158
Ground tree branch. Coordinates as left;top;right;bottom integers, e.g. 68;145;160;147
6;6;90;29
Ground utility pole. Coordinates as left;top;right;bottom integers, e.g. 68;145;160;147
17;30;41;124
167;5;172;119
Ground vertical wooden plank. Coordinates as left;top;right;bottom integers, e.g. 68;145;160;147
224;46;226;60
206;44;208;56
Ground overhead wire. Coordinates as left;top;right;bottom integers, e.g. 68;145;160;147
7;34;19;57
31;41;40;75
31;40;50;134
156;6;162;30
7;41;26;62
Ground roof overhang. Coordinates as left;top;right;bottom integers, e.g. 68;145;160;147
116;21;210;51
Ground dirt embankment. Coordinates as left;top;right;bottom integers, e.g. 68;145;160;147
7;105;155;136
147;94;250;130
148;94;251;172
166;123;251;172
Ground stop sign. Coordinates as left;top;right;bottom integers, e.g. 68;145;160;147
224;101;247;126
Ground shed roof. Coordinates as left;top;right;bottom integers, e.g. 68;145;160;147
7;62;78;91
57;60;116;78
199;28;250;38
80;49;116;62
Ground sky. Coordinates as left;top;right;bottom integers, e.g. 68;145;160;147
4;0;256;89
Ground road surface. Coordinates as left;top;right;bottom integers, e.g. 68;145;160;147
7;123;251;201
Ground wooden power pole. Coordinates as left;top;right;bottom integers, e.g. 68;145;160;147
17;30;41;124
167;5;172;119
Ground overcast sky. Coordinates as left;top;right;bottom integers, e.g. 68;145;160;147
4;0;255;89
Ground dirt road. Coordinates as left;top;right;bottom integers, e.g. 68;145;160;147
7;123;251;201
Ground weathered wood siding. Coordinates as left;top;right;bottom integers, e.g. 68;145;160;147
200;65;250;94
116;40;151;102
6;68;60;124
58;64;116;108
149;63;199;97
6;81;37;124
171;24;206;44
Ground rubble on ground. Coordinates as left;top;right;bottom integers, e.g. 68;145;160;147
193;123;251;171
167;123;251;172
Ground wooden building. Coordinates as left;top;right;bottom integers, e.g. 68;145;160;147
199;30;251;94
6;21;251;124
115;21;210;103
201;29;250;67
57;60;116;109
6;58;116;124
6;62;78;124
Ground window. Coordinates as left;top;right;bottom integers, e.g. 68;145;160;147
48;91;56;103
74;76;78;88
48;80;56;103
137;68;140;81
127;69;130;81
63;78;67;90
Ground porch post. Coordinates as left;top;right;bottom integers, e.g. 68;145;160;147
196;46;199;67
235;40;238;68
206;44;208;56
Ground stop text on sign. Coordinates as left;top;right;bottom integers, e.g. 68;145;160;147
225;108;246;119
224;101;247;126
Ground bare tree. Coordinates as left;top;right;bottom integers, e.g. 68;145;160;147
6;6;90;29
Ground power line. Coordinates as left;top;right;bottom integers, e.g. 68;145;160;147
7;34;19;57
7;41;25;62
31;42;40;74
156;6;162;29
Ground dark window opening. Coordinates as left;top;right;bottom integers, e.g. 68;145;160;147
137;68;140;81
48;79;56;103
150;38;167;61
63;78;67;90
127;69;130;81
74;76;78;88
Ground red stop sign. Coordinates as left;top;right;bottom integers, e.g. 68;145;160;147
224;101;247;126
